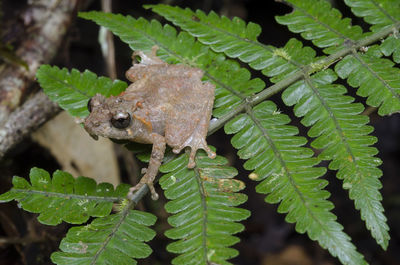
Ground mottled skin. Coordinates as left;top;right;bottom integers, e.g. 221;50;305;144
84;46;216;200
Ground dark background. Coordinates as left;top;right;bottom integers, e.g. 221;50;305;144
1;0;399;264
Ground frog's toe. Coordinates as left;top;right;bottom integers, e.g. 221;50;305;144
187;140;216;168
172;147;183;154
127;176;159;200
188;148;197;168
203;145;216;159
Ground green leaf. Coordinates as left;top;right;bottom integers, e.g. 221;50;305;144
276;0;364;54
36;65;127;118
78;11;264;118
335;46;400;116
225;100;367;265
0;167;129;225
282;69;389;250
344;0;400;32
159;150;249;265
51;209;156;265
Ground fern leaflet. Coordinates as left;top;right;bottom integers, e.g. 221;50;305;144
282;68;389;249
0;167;129;225
335;45;400;115
159;149;249;265
276;0;364;54
36;65;127;117
225;100;366;265
344;0;400;32
381;35;400;63
51;207;156;265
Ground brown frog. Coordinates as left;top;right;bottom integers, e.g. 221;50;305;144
84;46;216;200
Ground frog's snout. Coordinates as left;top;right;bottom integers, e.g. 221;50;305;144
83;117;101;141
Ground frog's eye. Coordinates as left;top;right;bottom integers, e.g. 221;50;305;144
111;112;131;129
87;98;93;113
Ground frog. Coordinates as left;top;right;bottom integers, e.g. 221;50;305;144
84;46;216;200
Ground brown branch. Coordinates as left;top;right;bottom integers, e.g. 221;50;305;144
0;91;60;159
0;0;88;159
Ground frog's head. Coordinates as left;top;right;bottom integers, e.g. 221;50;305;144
84;94;135;140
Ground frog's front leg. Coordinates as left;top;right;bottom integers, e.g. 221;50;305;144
127;133;166;200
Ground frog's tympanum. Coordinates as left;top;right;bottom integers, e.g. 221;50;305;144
84;46;216;200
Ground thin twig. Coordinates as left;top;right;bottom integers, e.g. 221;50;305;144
100;0;116;79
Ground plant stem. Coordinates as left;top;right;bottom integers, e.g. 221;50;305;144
208;21;400;135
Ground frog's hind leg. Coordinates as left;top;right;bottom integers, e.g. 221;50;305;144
165;82;216;168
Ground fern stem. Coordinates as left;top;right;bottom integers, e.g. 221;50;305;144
129;182;150;204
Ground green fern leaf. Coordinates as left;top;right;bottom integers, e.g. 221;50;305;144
344;0;400;63
78;11;264;118
51;208;156;265
0;167;129;225
276;0;364;54
335;45;400;115
146;5;317;83
159;150;249;265
225;100;367;265
282;69;389;249
380;35;400;64
344;0;400;32
36;65;127;117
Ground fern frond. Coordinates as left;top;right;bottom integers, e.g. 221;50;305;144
51;207;156;265
335;45;400;115
0;167;129;225
225;100;366;265
275;0;364;54
159;150;249;265
344;0;400;63
274;0;400;115
36;65;127;117
78;11;264;118
146;5;318;83
282;69;389;249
